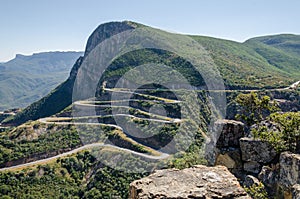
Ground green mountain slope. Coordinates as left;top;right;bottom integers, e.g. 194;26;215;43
3;21;300;126
245;34;300;78
191;36;296;88
0;52;83;110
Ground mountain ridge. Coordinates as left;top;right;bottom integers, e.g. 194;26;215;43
0;51;83;110
3;21;300;126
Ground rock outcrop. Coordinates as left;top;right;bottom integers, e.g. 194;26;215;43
292;184;300;199
240;137;277;164
129;165;250;199
84;21;135;56
279;152;300;189
205;118;300;198
244;175;260;187
258;166;279;189
215;119;245;148
243;161;261;174
206;120;244;173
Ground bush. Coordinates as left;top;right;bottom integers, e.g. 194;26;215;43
244;182;268;199
252;112;300;153
235;92;279;127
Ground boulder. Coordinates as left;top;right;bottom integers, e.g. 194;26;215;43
258;166;279;196
216;148;242;168
215;148;244;178
244;175;260;187
215;119;245;148
216;153;236;169
206;120;244;166
292;184;300;199
243;161;261;174
279;152;300;189
240;137;277;163
129;165;251;199
258;166;279;188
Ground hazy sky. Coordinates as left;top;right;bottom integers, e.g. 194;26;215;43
1;0;300;62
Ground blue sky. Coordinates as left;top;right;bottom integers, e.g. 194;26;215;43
1;0;299;62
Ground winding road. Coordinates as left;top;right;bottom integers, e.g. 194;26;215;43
0;88;182;171
0;143;169;172
0;81;299;171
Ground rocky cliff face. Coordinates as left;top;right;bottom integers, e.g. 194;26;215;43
279;152;300;195
206;119;300;199
84;21;136;56
4;21;136;126
129;165;250;199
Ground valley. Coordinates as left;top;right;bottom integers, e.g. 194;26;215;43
0;21;300;198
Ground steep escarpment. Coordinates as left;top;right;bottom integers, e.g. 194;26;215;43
84;21;136;56
3;21;300;126
3;21;137;126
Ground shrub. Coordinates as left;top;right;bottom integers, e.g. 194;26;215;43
244;182;268;199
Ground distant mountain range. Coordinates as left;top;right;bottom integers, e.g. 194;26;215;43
3;21;300;125
1;21;300;198
0;51;83;110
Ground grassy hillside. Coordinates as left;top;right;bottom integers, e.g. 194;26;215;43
245;34;300;78
3;21;300;126
1;21;300;198
192;35;298;88
0;52;83;110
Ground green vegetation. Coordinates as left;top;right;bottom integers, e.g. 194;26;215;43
244;182;269;199
168;144;207;169
0;122;81;165
0;52;82;111
0;151;93;199
252;112;300;153
0;150;148;199
2;57;82;126
5;25;300;126
236;92;300;153
235;92;279;127
192;35;299;89
245;34;300;77
106;129;158;155
97;48;206;89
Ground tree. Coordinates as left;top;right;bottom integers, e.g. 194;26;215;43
252;112;300;153
235;92;279;127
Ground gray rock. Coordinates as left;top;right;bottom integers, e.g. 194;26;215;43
292;184;300;199
279;152;300;189
129;165;251;199
258;166;279;196
240;137;277;163
206;120;244;166
258;166;279;188
215;119;245;148
244;175;260;187
205;141;219;166
244;161;261;174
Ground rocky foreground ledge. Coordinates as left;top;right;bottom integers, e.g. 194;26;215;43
129;165;250;199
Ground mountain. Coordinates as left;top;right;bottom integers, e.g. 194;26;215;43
245;34;300;77
3;21;300;126
191;34;300;88
0;51;83;110
0;21;300;199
